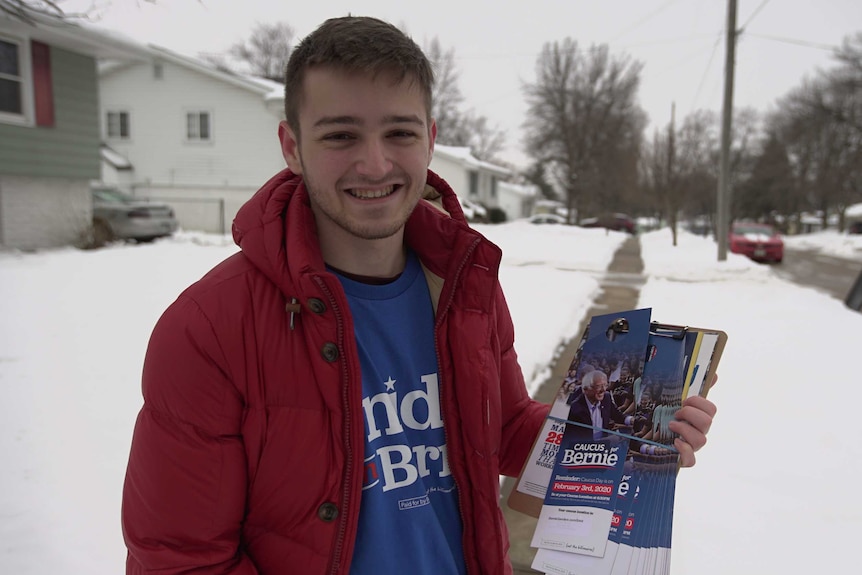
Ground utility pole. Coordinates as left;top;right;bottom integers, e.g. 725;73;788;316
716;0;738;261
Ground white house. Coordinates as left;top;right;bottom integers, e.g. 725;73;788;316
98;45;286;233
496;181;538;221
97;48;519;233
430;144;511;215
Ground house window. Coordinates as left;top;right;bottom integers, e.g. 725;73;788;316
0;37;24;119
186;111;211;141
491;176;498;199
469;171;479;198
106;111;130;139
0;37;51;127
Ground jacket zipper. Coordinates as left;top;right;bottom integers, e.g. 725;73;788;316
434;236;482;575
316;276;354;575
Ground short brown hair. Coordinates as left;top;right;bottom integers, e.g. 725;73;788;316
283;16;435;137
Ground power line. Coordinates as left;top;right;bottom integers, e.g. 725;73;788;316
609;0;681;43
618;33;724;50
744;32;838;52
740;0;771;31
690;32;725;114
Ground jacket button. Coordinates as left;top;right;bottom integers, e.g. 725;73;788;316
308;298;326;314
321;342;339;362
317;502;339;522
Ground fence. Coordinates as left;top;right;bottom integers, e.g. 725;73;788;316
149;196;227;235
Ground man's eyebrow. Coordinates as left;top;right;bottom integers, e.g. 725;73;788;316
312;115;426;129
313;116;360;128
383;114;426;127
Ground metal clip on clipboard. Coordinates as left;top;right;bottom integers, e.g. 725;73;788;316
649;321;689;340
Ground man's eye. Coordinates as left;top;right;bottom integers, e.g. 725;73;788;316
389;130;417;139
323;133;354;141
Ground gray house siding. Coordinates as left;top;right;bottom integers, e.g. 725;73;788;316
0;45;99;249
0;46;100;179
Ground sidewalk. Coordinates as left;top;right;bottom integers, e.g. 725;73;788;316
501;235;645;574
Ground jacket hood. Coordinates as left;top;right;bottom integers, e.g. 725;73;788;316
231;168;472;296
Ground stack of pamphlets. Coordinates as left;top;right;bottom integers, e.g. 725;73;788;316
507;308;727;575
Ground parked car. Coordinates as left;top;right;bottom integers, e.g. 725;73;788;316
848;221;862;235
528;213;566;225
580;213;636;234
728;222;784;263
89;187;179;247
456;195;489;223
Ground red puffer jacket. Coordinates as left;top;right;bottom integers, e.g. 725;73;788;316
122;169;549;574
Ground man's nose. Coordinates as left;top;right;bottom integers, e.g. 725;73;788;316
355;139;392;178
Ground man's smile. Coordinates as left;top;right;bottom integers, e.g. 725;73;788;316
347;185;399;199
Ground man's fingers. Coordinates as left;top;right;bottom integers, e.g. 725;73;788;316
670;392;718;468
677;395;718;419
704;372;719;393
674;438;696;468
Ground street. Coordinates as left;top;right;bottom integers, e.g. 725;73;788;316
773;247;862;303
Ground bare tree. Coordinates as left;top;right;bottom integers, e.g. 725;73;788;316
817;33;862;135
639;129;669;225
425;37;464;142
196;51;235;74
424;36;506;162
229;22;294;82
737;132;794;228
1;1;197;24
523;160;559;201
764;33;862;231
0;0;97;22
675;109;720;225
644;107;758;239
772;69;862;231
522;39;646;223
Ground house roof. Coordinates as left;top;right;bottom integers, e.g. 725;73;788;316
100;144;132;170
434;144;511;177
99;44;284;103
0;9;149;61
498;181;538;198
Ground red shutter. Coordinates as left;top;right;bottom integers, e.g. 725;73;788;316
31;40;55;127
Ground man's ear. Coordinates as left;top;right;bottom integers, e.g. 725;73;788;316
427;119;437;166
278;120;303;174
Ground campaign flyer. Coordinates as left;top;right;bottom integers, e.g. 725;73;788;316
530;308;654;558
515;327;592;500
519;310;727;574
531;462;639;575
530;432;629;558
608;467;642;575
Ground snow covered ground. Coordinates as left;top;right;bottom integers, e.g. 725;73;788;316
1;225;860;574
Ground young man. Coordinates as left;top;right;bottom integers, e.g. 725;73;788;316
121;16;717;575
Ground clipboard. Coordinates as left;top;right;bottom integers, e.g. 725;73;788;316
507;309;728;519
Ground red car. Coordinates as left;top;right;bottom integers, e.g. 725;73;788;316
580;213;637;234
729;222;784;263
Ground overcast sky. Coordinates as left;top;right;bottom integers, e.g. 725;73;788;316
71;0;861;167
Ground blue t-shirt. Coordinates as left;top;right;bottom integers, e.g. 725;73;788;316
333;252;466;575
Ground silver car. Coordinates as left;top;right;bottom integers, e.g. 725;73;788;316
90;187;178;247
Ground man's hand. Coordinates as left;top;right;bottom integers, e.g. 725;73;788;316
668;375;718;468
